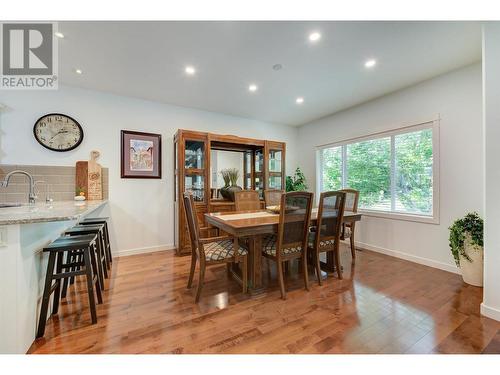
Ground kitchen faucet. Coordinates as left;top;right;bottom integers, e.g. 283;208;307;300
0;170;37;204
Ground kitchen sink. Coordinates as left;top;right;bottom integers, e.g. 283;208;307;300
0;203;22;208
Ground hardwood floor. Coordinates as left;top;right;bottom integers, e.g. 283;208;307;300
28;244;500;354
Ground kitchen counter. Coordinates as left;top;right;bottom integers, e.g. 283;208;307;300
0;199;109;353
0;200;107;225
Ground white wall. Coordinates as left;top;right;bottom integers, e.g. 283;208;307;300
481;23;500;321
297;63;483;272
0;85;298;256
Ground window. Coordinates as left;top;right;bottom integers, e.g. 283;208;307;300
317;121;438;222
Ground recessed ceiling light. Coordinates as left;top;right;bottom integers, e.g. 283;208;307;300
364;59;377;68
248;84;258;92
75;69;82;75
296;97;304;104
185;66;196;75
309;32;321;42
54;32;65;39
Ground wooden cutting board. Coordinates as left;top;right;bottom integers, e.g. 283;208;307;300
76;150;103;200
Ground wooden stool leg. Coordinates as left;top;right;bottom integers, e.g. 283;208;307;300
61;251;72;298
52;252;63;314
36;252;57;338
70;253;82;285
104;223;112;265
92;240;105;292
83;247;98;324
98;232;108;280
98;228;109;271
89;243;103;304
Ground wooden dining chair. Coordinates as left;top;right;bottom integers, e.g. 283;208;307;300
308;191;346;283
339;188;359;259
183;192;248;302
262;191;313;299
264;189;284;207
234;190;261;211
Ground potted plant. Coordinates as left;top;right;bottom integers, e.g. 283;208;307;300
449;212;484;286
286;167;308;192
75;186;86;201
219;168;242;201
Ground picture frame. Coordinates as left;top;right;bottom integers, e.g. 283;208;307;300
121;130;162;179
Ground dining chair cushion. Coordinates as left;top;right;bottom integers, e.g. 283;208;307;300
204;239;248;261
308;232;336;249
262;234;302;256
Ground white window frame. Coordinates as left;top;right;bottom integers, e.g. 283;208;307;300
316;119;440;224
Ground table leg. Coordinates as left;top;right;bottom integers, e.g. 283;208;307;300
247;235;265;295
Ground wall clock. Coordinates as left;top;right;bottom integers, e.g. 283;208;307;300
33;113;84;152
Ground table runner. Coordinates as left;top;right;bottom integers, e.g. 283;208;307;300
214;208;321;221
214;211;277;221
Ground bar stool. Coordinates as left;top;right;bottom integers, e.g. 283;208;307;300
63;224;107;296
80;217;112;268
37;234;102;338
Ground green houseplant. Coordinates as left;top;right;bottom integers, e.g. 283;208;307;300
449;212;484;286
286;167;308;192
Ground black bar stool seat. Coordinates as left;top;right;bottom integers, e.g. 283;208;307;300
82;217;109;223
45;235;96;251
37;234;102;338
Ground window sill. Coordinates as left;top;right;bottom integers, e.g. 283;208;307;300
358;209;439;225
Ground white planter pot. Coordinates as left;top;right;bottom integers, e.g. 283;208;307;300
459;233;484;287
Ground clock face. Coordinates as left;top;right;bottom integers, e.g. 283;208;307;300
34;113;84;152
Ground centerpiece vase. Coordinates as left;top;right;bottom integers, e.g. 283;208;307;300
220;184;242;201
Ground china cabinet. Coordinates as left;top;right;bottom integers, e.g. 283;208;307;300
173;129;286;255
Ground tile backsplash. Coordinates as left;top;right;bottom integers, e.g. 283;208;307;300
0;164;109;203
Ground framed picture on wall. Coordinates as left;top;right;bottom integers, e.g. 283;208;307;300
121;130;162;178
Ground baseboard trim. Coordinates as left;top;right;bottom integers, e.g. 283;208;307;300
115;244;175;257
481;303;500;321
355;241;459;275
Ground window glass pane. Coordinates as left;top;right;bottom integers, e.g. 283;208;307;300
321;146;342;191
346;137;391;211
395;129;433;215
318;125;434;217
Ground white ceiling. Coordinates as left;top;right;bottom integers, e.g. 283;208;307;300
58;21;482;126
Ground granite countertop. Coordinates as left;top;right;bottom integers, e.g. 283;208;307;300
0;200;108;225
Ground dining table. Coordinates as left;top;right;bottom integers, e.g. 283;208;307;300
205;208;362;295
